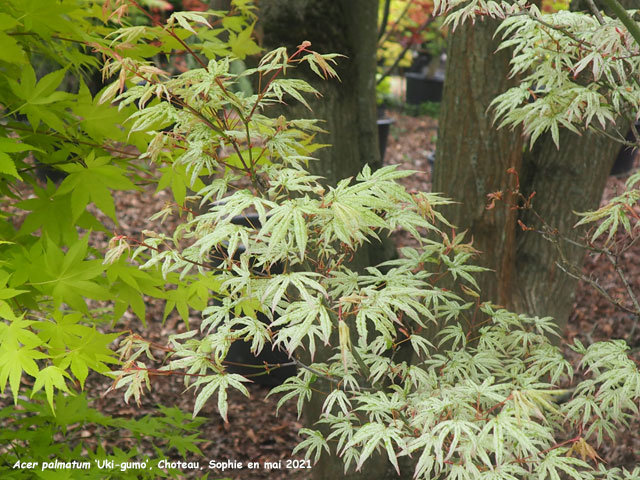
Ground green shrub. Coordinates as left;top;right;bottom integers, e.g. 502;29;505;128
0;0;256;476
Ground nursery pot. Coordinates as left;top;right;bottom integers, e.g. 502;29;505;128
610;124;640;176
210;213;296;386
406;52;433;74
405;72;444;105
377;118;395;162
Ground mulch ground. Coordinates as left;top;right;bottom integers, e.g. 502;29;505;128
9;111;639;478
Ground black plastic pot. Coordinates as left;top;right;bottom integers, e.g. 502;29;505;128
612;146;636;176
406;53;433;74
611;125;640;176
212;213;296;386
405;72;444;105
377;118;395;162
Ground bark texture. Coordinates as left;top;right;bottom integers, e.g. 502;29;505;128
434;9;629;331
433;18;524;306
512;130;620;325
259;0;380;186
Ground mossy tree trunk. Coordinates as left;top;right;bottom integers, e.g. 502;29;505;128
433;5;630;332
259;2;401;479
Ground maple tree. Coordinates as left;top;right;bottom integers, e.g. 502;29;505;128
1;1;639;479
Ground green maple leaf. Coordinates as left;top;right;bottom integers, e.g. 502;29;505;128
167;433;204;457
16;181;76;244
55;153;138;222
18;0;76;38
35;311;87;352
61;329;120;388
0;137;42;180
0;314;41;350
163;274;220;325
106;259;166;323
49;392;93;432
28;236;109;312
0;345;48;404
7;65;72;130
72;83;133;143
157;165;188;206
31;365;71;412
34;311;120;389
228;25;261;59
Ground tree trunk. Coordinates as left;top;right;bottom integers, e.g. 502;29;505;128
434;9;629;332
259;0;380;186
432;18;524;306
512;130;620;326
259;2;400;479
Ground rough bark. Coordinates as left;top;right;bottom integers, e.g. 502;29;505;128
259;2;400;479
433;18;524;306
512;130;620;325
259;0;380;186
434;8;630;332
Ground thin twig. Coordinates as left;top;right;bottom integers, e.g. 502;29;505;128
4;124;140;158
555;261;637;315
127;0;209;70
378;0;392;41
378;0;415;48
589;124;637;148
606;251;640;314
585;0;606;26
527;12;594;48
600;0;640;48
377;16;437;85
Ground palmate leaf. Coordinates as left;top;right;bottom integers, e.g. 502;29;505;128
34;311;120;388
34;311;86;351
0;345;47;404
168;11;212;34
0;137;42;180
105;258;167;323
267;79;319;110
60;328;120;387
156;164;207;206
346;422;405;475
6;65;72;131
191;373;250;420
55;153;138;222
72;83;135;143
27;236;109;312
31;365;72;412
0;314;40;350
322;388;352;416
292;429;329;464
227;25;261;58
110;362;151;407
16;181;76;244
162;274;220;325
267;375;314;419
537;448;592;480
